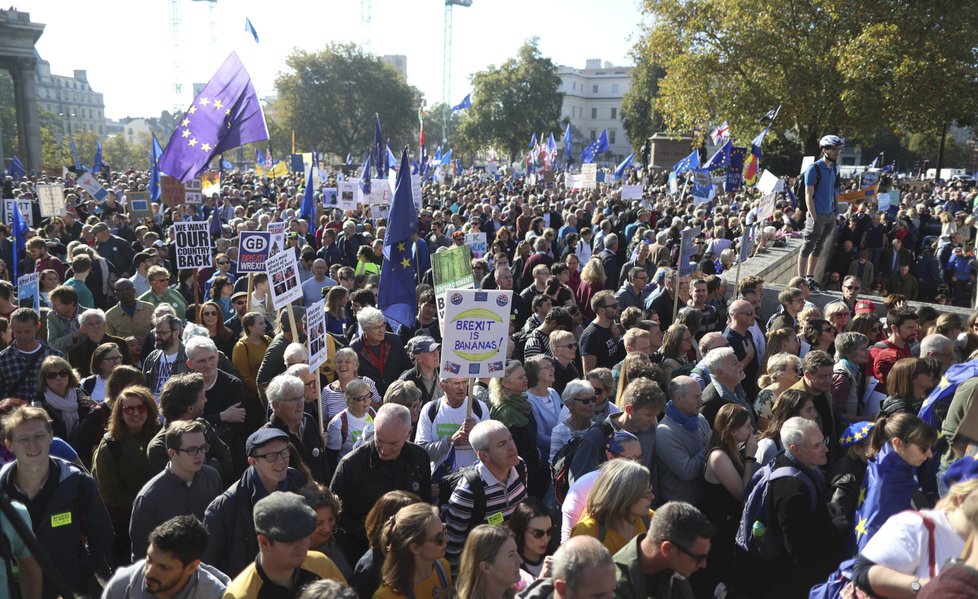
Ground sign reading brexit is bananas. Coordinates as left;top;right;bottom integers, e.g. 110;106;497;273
439;289;513;379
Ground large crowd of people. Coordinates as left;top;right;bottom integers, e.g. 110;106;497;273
0;133;977;599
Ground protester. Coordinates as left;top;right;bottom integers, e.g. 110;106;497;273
372;502;452;599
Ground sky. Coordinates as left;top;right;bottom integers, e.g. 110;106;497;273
22;0;645;121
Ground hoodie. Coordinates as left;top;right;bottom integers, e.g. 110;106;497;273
102;559;230;599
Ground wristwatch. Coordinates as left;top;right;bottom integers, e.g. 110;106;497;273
910;577;921;594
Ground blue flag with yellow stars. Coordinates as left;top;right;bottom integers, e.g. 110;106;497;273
159;52;268;182
378;147;419;328
704;139;732;171
850;440;920;554
672;148;700;174
919;358;978;427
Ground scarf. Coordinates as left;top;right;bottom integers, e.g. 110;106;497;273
491;392;532;428
665;400;700;431
784;449;827;494
839;358;861;382
45;387;80;435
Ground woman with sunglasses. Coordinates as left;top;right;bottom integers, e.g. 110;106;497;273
207;275;235;320
547;329;580;396
550;379;596;463
35;355;93;441
754;352;803;431
373;503;451;599
321;348;381;421
571;459;654;555
199;299;236;357
803;317;836;357
326;378;377;461
507;497;555;580
92;385;161;566
80;342;125;403
204;253;236;296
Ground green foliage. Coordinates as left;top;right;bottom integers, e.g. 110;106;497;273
636;0;978;156
458;38;563;163
621;36;666;154
273;43;421;160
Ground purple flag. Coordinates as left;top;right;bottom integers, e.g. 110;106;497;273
159;52;268;182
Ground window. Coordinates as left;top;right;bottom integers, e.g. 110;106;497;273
609;130;617;144
591;108;597;119
592;84;598;93
612;84;619;94
611;107;617;119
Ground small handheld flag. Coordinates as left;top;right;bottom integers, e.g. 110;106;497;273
245;17;259;43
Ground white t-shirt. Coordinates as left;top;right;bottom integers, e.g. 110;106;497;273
415;398;490;470
91;376;107;403
561;469;600;543
326;409;373;456
860;509;966;580
155;352;178;397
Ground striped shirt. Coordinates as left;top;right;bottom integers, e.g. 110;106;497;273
444;460;527;572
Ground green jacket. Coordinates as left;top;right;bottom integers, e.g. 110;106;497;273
613;534;694;599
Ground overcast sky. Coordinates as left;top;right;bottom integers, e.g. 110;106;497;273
22;0;643;121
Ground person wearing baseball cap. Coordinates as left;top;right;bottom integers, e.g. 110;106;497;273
399;335;443;406
201;428;308;579
223;492;346;598
854;299;876;316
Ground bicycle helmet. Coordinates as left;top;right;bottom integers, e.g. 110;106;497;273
819;135;844;148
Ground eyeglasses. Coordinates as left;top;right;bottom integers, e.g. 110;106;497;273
232;300;247;306
735;311;754;317
671;541;709;564
252;448;291;463
278;396;304;405
123;404;148;416
45;370;70;380
592;385;607;394
174;443;210;457
821;328;836;335
304;380;317;389
217;261;230;265
575;395;595;405
843;286;861;291
351;394;373;403
526;527;553;539
832;312;851;318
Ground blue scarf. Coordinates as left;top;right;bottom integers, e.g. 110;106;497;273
665;400;700;431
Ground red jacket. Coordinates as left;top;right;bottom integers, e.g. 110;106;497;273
869;339;911;394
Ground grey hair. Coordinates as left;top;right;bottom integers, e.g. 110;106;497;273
383;380;422;407
586;367;613;392
284;363;310;378
267;374;305;405
374;403;412;431
920;334;953;358
656;230;668;244
648;501;714;547
561;379;595;405
185;335;217;359
342;378;369;403
766;353;802;379
152;304;177;324
356;306;385;329
823;301;849;319
551;536;613;594
182;322;208;343
334;347;359;367
835;332;869;360
702;347;736;376
283;342;309;366
781;416;819;448
469;420;508;453
666;376;698;403
79;308;106;326
604;233;618;248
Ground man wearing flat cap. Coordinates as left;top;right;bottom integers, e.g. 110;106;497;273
223;492;345;598
202;428;308;579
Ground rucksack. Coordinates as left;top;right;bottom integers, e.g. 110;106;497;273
735;461;816;562
340;407;376;448
551;420;615;504
426;397;483;423
438;460;528;528
511;328;532;364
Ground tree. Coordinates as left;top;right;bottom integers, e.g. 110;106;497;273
273;43;421;160
458;38;563;163
423;102;462;152
621;36;666;155
635;0;978;155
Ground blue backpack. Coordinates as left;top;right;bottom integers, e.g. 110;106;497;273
735;461;816;561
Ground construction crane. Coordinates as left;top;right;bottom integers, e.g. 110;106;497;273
443;0;472;142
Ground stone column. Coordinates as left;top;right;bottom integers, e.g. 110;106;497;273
11;58;41;173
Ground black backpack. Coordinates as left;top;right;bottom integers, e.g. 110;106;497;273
551;420;615;504
438;460;527;527
426;397;483;423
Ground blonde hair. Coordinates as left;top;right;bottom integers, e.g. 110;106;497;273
936;478;978;512
759;352;802;389
457;525;516;599
580;258;606;286
583;459;650;530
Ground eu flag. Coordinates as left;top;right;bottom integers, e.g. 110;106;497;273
704;139;732;171
850;440;920;554
919;358;978;426
440;149;453;166
580;130;609;164
614;153;634;180
11;201;28;281
564;123;572;160
70;136;82;172
159;52;269;182
299;165;317;236
673;148;700;175
92;142;104;175
5;156;26;181
374;113;386;179
378;147;418;328
451;93;472;111
150;134;164;202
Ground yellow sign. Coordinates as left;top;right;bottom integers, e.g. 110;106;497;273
51;512;72;528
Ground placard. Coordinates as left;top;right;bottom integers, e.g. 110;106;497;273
432;246;475;330
757;170;784;195
172;221;213;269
37;184;66;217
3;199;33;227
336;182;359;211
306;298;329;371
465;232;487;259
690;170;714;204
127;191;153;219
267;222;286;256
161;176;185;206
16;272;40;311
267;250;303;310
756;192;777;222
200;172;221;198
439;289;513;378
580;164;597;189
678;227;701;277
364;179;392;205
621;184;643;200
565;174;581;190
184;178;202;204
238;231;271;273
77;172;108;203
321;187;337;209
411;175;423;211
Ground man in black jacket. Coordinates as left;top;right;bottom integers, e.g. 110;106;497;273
350;307;412;397
330;404;431;558
263;373;329;483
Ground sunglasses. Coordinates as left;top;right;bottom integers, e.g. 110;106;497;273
352;394;373;403
427;527;448;545
201;311;218;316
672;541;709;564
526;527;553;539
232;300;247;306
575;395;595;405
45;370;70;380
123;404;148;416
217;261;230;265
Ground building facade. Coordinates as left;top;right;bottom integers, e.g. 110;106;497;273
34;55;106;136
558;59;632;166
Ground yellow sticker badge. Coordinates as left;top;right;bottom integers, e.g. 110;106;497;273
51;512;72;528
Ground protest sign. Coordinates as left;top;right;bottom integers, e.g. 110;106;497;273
621;184;643;200
465;232;487;259
799;156;815;175
77;172;108;202
268;222;286;256
369;204;391;221
678;227;701;277
184;178;202;204
16;273;40;311
321;187;337;208
432;246;475;329
411;175;423;211
37;184;65;217
690;170;714;204
172;221;213;269
725;147;747;193
127;191;153;219
336;181;359;211
440;289;513;378
266;250;303;310
543;170;555;190
3;199;33;227
161;176;185;206
364;179;392;205
757;170;784;195
860;171;880;189
756;192;777;222
565;174;581;189
200;172;221;198
877;190;891;211
580;164;597;189
306;298;329;370
668;171;678;196
238;231;271;273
